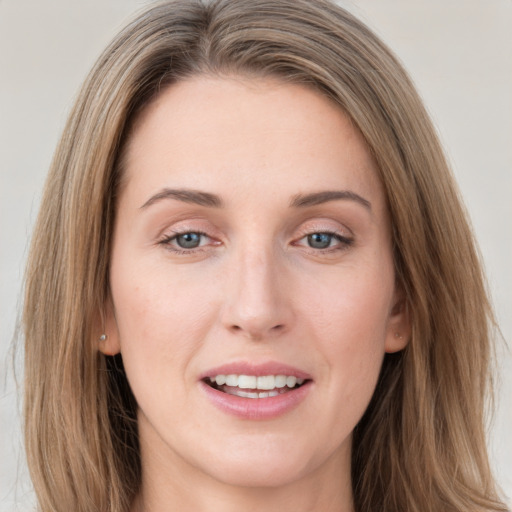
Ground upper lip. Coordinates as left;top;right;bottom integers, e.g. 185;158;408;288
199;361;312;381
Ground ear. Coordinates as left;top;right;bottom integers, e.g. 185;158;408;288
97;295;121;356
384;286;411;353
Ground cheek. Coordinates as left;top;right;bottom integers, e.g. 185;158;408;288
109;254;217;376
299;262;393;342
296;262;393;393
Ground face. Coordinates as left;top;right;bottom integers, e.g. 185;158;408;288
103;76;409;491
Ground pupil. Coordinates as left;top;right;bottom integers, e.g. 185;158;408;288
308;233;332;249
177;233;201;249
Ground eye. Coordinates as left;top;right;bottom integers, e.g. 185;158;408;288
174;232;204;249
159;230;213;252
307;232;336;249
294;230;353;252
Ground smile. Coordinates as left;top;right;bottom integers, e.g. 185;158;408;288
205;374;307;399
200;363;313;419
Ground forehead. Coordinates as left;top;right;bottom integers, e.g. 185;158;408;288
120;75;384;209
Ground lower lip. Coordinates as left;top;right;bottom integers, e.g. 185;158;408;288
199;381;312;420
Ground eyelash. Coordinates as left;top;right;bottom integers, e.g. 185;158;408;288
158;230;213;255
158;229;354;255
294;230;354;253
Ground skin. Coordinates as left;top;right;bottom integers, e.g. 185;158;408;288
101;76;410;512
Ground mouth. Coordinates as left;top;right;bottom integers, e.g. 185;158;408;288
203;374;309;399
200;365;313;419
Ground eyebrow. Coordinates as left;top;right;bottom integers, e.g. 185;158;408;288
140;187;371;211
140;188;223;209
290;190;371;210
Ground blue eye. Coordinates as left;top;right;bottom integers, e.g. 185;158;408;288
307;233;335;249
159;231;210;251
175;232;203;249
294;230;353;253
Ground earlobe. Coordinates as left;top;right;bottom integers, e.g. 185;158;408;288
385;331;409;353
384;293;411;353
97;297;121;356
98;333;121;356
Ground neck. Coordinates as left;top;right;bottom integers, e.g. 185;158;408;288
133;471;354;512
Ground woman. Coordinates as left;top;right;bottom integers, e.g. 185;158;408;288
22;0;508;511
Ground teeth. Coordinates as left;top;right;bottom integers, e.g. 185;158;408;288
236;390;260;399
275;375;287;388
214;375;226;385
207;374;306;391
225;388;289;399
257;375;275;390
286;376;297;388
238;375;257;389
225;374;238;386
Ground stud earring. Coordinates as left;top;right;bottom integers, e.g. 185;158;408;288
99;334;108;342
394;333;403;339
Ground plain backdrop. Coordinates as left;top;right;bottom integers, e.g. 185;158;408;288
1;1;510;510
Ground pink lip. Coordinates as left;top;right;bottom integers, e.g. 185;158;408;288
199;361;313;420
199;361;312;380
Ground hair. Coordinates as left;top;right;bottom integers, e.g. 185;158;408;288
22;0;507;511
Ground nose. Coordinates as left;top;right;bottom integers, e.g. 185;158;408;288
221;246;293;340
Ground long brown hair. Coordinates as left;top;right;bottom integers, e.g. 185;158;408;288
23;1;507;510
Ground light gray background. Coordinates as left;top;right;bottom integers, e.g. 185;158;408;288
1;1;510;510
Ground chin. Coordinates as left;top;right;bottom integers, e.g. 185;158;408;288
195;434;328;489
209;458;311;489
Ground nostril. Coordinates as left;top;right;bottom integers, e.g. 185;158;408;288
226;319;288;339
